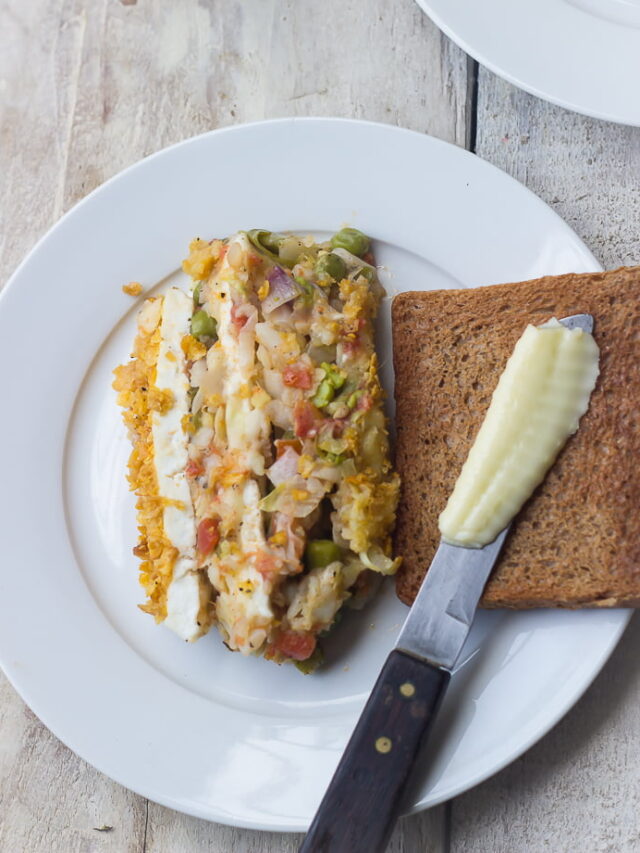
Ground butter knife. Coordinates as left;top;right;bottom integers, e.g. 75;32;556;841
299;313;593;853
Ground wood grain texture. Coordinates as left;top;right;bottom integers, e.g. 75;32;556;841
0;677;146;852
472;69;640;269
0;0;467;850
450;69;640;853
451;615;640;853
144;805;445;853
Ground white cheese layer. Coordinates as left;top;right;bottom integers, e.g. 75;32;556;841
152;287;210;641
215;480;274;653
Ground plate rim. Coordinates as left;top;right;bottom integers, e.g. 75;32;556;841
0;117;628;831
0;117;603;312
406;609;631;813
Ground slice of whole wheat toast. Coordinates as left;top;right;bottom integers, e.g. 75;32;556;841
392;266;640;609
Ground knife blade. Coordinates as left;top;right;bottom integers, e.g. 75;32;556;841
300;313;594;853
394;527;510;671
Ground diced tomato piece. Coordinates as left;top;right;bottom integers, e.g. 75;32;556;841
230;302;248;331
186;458;205;478
341;337;361;358
275;630;317;661
293;400;321;438
283;363;313;389
197;518;220;555
255;551;280;580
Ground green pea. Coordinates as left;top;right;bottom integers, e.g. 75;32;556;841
330;228;370;258
315;252;347;282
305;539;342;570
312;378;335;408
320;362;347;390
191;309;217;341
193;281;203;306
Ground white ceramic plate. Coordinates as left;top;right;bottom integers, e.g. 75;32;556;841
417;0;640;126
0;119;629;831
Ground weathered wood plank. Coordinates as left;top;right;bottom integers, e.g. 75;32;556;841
451;615;640;853
0;0;468;850
144;805;446;853
471;70;640;268
450;69;640;853
2;0;470;234
0;675;146;852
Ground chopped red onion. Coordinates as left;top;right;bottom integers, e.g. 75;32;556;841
267;446;300;485
261;266;300;314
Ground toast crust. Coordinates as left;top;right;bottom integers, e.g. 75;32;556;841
392;267;640;609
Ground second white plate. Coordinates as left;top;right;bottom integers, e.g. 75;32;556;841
0;119;629;831
418;0;640;126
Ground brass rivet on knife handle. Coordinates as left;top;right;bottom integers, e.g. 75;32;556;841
399;682;416;698
375;736;393;754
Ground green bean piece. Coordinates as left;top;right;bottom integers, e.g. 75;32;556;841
246;229;286;265
279;235;310;266
354;265;376;283
315;252;347;282
295;276;315;306
319;450;346;465
294;645;324;674
317;434;349;456
191;309;217;341
330;227;370;258
305;539;342;570
247;229;284;254
261;232;284;254
193;281;203;305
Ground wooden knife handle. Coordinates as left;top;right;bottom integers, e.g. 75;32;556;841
299;650;450;853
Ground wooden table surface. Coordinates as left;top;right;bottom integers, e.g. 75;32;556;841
2;2;640;851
